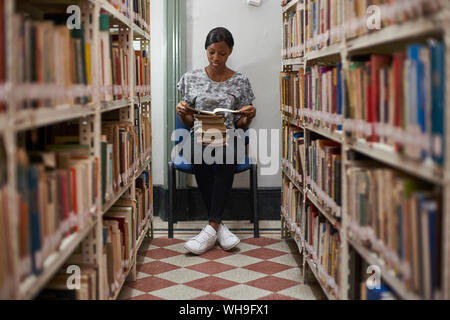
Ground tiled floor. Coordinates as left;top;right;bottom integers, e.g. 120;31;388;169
118;218;325;300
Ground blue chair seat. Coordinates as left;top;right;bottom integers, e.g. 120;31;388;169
173;154;194;173
173;154;252;174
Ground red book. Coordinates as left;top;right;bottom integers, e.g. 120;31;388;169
70;167;78;232
369;55;391;141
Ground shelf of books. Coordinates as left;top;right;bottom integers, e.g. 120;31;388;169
280;0;450;300
0;0;153;300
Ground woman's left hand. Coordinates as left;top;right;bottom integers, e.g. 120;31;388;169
238;105;256;120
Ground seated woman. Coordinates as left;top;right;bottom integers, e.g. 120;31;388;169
176;27;257;255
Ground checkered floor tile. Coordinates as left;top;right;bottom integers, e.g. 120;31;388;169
118;228;325;300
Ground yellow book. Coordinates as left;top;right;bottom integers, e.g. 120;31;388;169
85;43;92;85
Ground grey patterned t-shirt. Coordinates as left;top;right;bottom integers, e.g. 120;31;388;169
177;68;256;129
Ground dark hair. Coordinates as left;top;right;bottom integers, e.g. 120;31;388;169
204;27;234;50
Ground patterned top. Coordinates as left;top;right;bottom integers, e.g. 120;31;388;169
177;68;256;129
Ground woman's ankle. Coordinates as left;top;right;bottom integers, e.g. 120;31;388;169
208;221;219;232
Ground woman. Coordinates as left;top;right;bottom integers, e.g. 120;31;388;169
176;27;257;255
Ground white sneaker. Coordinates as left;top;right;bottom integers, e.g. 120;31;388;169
184;225;217;255
217;223;240;251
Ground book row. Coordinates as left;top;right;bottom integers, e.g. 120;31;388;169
101;105;151;205
282;3;304;58
304;201;341;298
281;172;340;298
280;64;344;132
36;264;99;300
344;40;446;165
0;186;14;300
282;125;305;183
346;162;442;299
107;0;150;31
281;176;303;229
16;143;98;281
300;0;443;53
7;11;149;109
36;173;152;301
280;169;404;300
101;119;147;201
306;139;342;218
355;258;397;300
280;39;446;166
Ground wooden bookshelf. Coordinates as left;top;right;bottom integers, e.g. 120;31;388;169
347;237;421;300
101;98;132;113
110;218;151;300
0;0;153;300
280;0;450;300
19;218;98;300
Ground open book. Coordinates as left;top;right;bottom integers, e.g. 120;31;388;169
187;106;240;116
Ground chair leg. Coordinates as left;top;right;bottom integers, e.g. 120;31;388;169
251;164;259;238
168;162;175;238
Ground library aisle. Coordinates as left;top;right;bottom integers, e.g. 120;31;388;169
118;218;325;300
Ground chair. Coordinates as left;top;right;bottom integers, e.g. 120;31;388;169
168;114;259;238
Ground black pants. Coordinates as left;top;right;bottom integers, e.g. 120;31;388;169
187;132;245;224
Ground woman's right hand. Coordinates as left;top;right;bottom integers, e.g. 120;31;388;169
176;101;195;117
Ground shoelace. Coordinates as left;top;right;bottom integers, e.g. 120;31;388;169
193;228;214;243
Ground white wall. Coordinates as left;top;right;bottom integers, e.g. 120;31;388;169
186;0;282;188
150;0;166;186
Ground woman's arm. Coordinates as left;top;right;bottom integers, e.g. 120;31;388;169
176;101;195;128
235;105;256;129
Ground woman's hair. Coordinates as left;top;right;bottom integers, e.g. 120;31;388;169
204;27;234;50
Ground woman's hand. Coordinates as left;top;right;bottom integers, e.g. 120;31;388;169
235;105;256;129
238;105;256;120
176;101;195;117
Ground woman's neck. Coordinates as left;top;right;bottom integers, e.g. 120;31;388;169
205;65;234;82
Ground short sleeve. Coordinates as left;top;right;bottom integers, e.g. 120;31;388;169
177;74;187;101
239;77;256;107
234;76;256;123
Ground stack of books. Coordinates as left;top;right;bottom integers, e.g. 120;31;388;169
194;114;228;147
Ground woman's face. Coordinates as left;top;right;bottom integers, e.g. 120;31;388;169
206;41;232;69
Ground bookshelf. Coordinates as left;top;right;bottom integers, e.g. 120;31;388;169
0;0;153;300
280;0;450;300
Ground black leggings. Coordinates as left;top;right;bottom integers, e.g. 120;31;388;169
187;132;245;224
